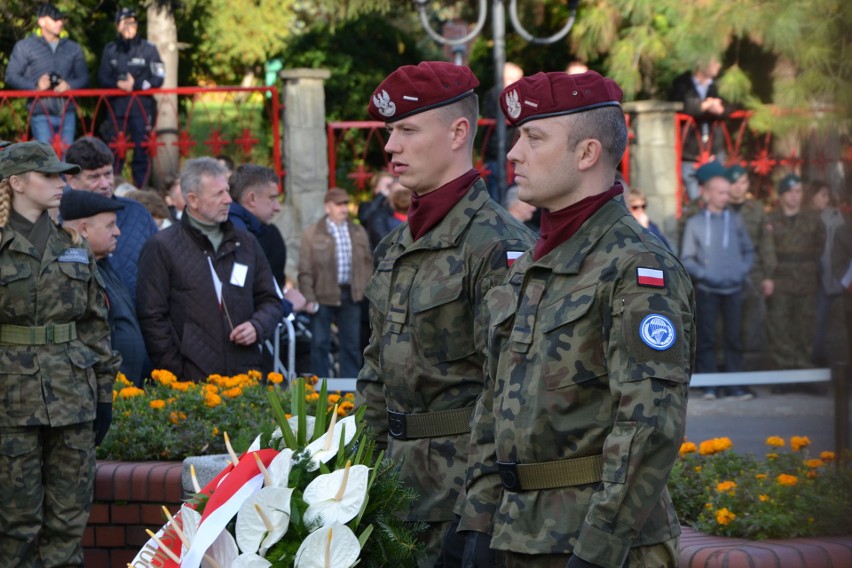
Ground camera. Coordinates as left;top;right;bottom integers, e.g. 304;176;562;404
49;72;61;89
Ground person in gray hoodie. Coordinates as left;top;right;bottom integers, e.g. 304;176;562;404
681;161;755;399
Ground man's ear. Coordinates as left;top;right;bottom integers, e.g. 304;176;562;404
576;138;603;172
450;117;471;151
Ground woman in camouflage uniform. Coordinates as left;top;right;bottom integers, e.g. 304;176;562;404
0;141;120;567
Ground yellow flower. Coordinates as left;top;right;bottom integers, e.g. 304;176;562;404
766;453;778;460
248;369;262;380
309;375;319;385
116;372;132;386
694;466;702;473
337;401;355;416
777;474;798;486
805;459;825;469
765;436;785;448
790;436;810;451
759;494;769;502
168;411;187;425
704;503;713;509
171;381;193;392
306;392;320;402
201;384;219;394
151;369;177;385
344;392;355;400
149;399;166;410
222;387;243;398
699;437;733;455
716;481;737;493
714;437;733;452
267;372;284;384
118;386;145;399
755;473;767;480
113;390;117;401
204;392;222;408
212;427;220;437
679;441;698;456
715;508;736;525
806;470;819;479
820;451;836;462
328;393;342;404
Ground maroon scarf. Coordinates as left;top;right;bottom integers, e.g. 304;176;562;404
533;183;623;261
407;169;480;241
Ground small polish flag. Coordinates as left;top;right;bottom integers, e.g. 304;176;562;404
637;267;665;287
506;251;523;267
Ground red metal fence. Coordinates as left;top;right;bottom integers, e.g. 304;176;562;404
0;86;282;186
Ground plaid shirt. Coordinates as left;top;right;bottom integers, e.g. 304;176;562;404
325;218;352;285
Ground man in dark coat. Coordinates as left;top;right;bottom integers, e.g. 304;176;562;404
136;157;284;381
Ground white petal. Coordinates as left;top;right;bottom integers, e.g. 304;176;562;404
303;465;369;527
288;416;315;440
235;487;293;555
179;506;202;557
267;448;294;488
202;528;239;567
294;522;361;568
304;416;358;471
233;553;272;568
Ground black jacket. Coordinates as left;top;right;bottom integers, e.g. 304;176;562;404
98;35;165;116
669;72;729;162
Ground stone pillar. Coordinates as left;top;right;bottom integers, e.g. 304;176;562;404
623;100;683;249
273;68;332;283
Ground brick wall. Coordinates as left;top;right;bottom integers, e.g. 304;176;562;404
84;461;184;568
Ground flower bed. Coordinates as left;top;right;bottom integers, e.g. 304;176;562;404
670;436;852;540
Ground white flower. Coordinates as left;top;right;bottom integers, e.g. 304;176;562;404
294;522;361;568
235;486;294;556
304;462;369;527
305;415;358;471
232;553;272;567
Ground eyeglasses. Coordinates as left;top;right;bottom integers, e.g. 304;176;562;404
630;203;647;211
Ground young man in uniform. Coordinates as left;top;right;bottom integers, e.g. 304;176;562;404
460;71;696;568
355;61;536;566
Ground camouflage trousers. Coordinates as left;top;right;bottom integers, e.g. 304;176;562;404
766;290;817;369
499;537;679;568
0;423;96;568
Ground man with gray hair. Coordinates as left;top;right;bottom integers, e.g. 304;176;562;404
136;157;284;381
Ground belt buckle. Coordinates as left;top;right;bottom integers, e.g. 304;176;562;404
45;325;54;344
497;461;522;491
387;409;407;440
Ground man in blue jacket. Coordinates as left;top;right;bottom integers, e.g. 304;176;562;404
680;161;755;400
98;7;165;188
5;4;89;149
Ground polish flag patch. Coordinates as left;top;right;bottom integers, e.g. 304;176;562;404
637;267;665;287
506;251;523;267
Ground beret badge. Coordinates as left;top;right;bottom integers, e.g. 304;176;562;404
372;90;396;118
505;89;522;120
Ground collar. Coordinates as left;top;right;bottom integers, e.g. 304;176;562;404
228;202;263;235
407;169;480;241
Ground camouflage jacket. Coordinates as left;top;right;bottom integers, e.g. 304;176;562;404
355;179;536;522
0;219;120;427
459;199;696;567
731;199;776;285
766;208;825;295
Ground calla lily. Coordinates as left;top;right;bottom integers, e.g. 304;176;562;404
294;522;360;568
304;415;358;471
248;416;316;452
266;448;294;487
235;486;294;556
178;505;203;558
303;462;369;527
232;553;272;567
202;528;239;568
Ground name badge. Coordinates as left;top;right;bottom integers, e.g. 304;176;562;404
230;263;248;287
58;248;88;264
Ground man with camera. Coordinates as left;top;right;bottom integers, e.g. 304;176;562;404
5;4;89;150
98;6;165;189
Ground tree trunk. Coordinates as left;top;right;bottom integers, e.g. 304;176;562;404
147;3;179;190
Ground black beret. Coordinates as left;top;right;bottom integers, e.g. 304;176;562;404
60;190;124;221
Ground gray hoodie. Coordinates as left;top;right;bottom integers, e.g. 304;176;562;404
680;208;755;294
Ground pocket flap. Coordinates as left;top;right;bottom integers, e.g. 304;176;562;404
410;274;465;313
0;263;32;285
540;284;597;333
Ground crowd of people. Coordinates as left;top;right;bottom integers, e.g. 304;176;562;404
1;6;848;568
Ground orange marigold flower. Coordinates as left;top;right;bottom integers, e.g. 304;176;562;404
212;427;220;437
716;481;737;493
715;508;736;525
112;390;118;401
267;372;284;384
806;470;819;479
306;392;320;402
344;392;355;400
765;436;785;448
755;473;767;480
204;393;222;408
790;436;810;451
222;387;243;398
167;397;176;404
152;369;177;385
171;381;193;392
713;437;733;452
328;394;342;404
337;401;355;416
201;384;219;394
116;372;132;386
704;503;713;510
805;459;825;468
777;474;798;486
118;386;145;399
766;453;778;460
759;494;769;502
248;369;262;380
149;399;166;410
820;451;836;462
309;375;319;384
679;441;698;456
694;466;702;473
168;411;187;425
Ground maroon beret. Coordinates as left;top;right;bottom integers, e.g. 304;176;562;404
368;61;479;122
500;70;623;126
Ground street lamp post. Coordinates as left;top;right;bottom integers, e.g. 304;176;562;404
413;0;579;204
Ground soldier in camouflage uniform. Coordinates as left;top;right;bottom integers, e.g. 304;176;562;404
0;141;121;567
355;61;536;567
764;174;825;369
725;165;776;368
460;71;696;568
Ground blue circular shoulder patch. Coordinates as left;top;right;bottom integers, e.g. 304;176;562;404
639;314;677;351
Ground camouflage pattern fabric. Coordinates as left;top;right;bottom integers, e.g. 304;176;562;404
0;423;96;567
460;199;696;567
764;209;824;369
500;536;679;568
0;141;80;179
0;219;120;428
356;179;536;536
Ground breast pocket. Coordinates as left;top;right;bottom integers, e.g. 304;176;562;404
539;284;607;391
410;274;476;363
56;262;92;318
0;264;33;319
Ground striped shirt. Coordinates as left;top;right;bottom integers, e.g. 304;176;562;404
325;218;352;285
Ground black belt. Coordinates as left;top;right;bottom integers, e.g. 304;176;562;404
387;407;474;440
497;455;604;491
